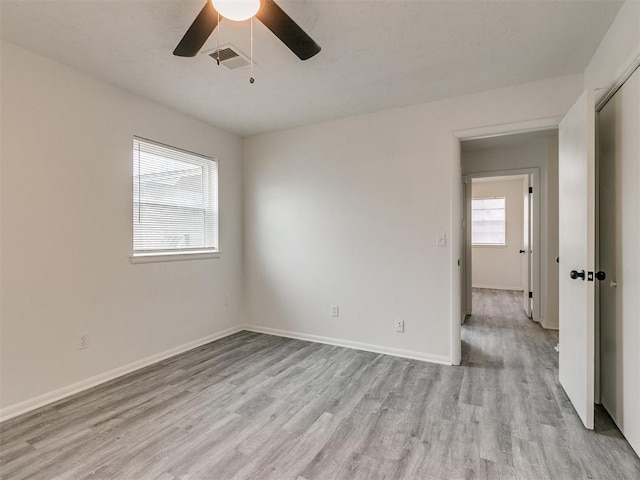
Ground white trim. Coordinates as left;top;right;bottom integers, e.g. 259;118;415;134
473;174;528;184
450;135;463;366
595;56;640;112
472;244;509;248
133;135;217;161
0;326;242;423
130;250;221;263
243;325;452;365
454;117;560;142
472;284;523;291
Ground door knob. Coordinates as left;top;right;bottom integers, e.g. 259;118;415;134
595;271;606;281
519;249;526;254
570;270;585;280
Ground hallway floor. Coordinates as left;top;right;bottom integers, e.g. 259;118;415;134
462;288;639;479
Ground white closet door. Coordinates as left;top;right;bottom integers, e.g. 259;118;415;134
599;66;640;455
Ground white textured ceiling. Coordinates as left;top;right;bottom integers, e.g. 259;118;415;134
0;0;623;137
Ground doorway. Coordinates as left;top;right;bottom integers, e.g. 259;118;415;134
462;174;534;321
458;129;560;331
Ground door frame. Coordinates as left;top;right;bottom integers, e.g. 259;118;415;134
462;169;540;322
451;117;560;365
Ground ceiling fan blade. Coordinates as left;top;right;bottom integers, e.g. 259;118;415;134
256;0;321;61
173;2;219;57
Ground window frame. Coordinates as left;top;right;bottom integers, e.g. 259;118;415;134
471;196;507;247
130;136;220;263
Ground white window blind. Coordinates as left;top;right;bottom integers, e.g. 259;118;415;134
133;137;218;254
472;197;506;245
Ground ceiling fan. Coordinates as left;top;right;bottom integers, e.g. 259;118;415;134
173;0;321;60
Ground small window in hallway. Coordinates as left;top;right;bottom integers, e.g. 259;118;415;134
472;197;506;245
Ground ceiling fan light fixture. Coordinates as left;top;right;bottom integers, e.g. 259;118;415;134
211;0;260;22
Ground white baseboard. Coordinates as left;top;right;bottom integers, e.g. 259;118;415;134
472;284;523;291
0;326;243;423
243;325;452;366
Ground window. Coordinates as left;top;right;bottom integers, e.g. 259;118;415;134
472;197;506;245
133;137;218;257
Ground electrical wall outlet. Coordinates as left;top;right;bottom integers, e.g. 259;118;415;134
395;319;405;333
224;294;230;307
78;332;89;350
331;305;339;318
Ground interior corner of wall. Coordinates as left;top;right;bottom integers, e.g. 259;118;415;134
540;318;559;331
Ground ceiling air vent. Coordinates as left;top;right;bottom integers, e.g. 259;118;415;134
205;45;251;71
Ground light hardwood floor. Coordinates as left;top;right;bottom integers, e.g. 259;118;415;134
1;289;639;479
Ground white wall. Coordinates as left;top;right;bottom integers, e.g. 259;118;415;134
584;0;640;103
243;74;582;363
0;41;244;416
462;133;559;329
471;178;524;291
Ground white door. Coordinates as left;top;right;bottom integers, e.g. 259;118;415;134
558;89;596;430
598;67;640;454
522;176;531;317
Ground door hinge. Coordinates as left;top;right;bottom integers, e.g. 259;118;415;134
528;291;533;298
529;187;533;194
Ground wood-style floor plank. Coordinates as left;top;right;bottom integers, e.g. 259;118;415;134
1;289;639;479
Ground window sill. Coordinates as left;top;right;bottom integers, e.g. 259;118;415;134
130;250;221;264
471;244;509;248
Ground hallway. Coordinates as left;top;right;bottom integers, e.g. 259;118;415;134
462;288;639;479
